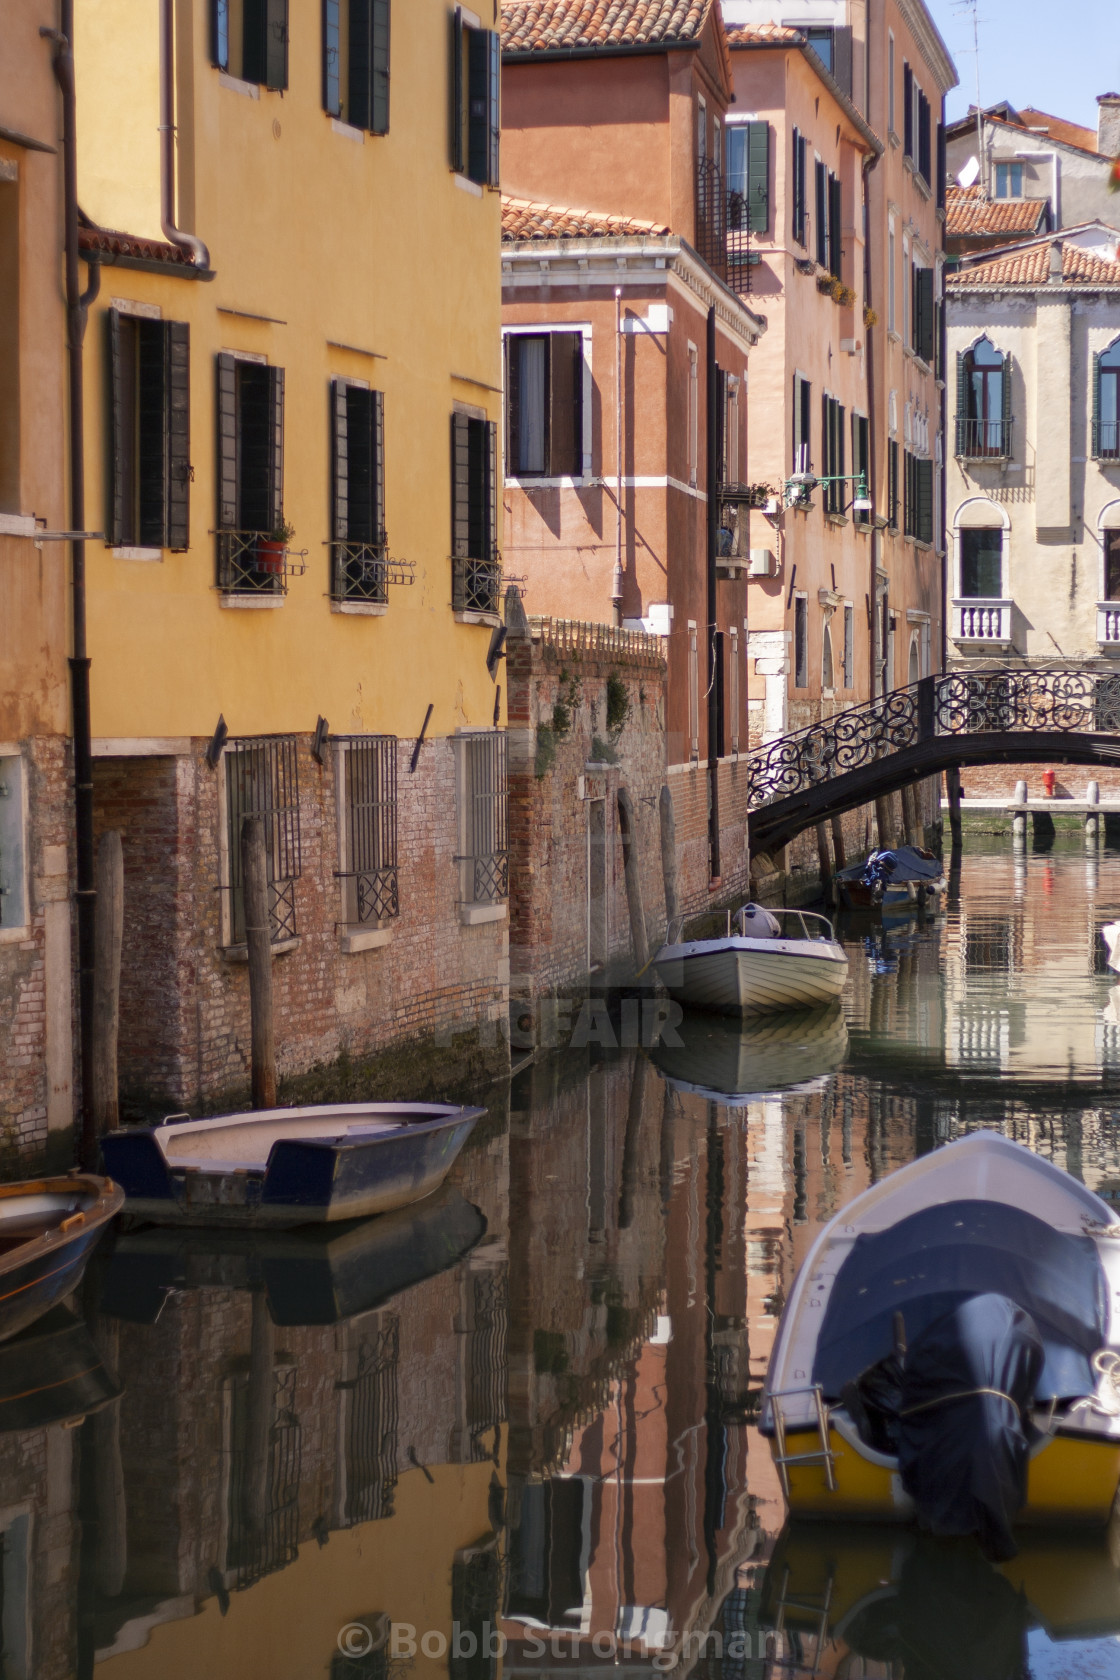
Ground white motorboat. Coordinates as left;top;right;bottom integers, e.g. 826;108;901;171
1102;920;1120;973
652;904;849;1016
651;1003;849;1103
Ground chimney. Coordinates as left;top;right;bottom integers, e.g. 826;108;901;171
1048;239;1064;283
1098;93;1120;157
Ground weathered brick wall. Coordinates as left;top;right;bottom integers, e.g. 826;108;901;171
954;764;1120;801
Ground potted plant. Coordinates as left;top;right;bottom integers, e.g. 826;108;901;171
744;482;781;509
255;519;295;576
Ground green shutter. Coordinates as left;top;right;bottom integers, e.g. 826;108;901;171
486;419;498;562
323;0;341;114
371;0;390;135
268;365;285;533
265;0;288;90
487;28;500;187
165;320;190;552
829;174;842;279
372;389;385;538
451;412;470;558
1092;352;1102;457
107;309;126;546
746;121;770;234
450;8;465;174
1001;351;1013;452
331;379;349;540
955;350;968;454
216;353;238;530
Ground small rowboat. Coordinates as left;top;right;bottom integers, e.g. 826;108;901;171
100;1101;484;1228
762;1132;1120;1555
653;905;848;1016
0;1175;123;1343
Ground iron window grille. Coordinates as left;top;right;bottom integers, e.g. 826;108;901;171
329;381;416;603
457;731;508;904
696;156;755;293
215;355;301;594
339;1322;399;1526
225;1363;301;1590
450;1540;503;1680
106;309;191;551
451;413;501;615
224;735;302;944
336;735;399;925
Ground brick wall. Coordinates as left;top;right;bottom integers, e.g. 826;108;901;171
953;764;1120;801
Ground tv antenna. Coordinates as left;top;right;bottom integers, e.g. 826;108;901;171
953;0;986;195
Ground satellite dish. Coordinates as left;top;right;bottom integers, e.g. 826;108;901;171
957;156;981;189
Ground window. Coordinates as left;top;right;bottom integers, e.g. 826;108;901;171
805;27;852;96
1106;530;1120;600
903;63;913;158
713;630;726;759
956;337;1012;458
688;345;700;487
828;173;843;280
851;413;870;526
792;128;807;246
793;374;812;473
814;159;828;267
106;310;190;552
504;332;584;478
724;375;740;485
843;603;854;689
794;596;808;688
224;735;301;945
917;89;932;185
911;263;934;363
451;412;499;614
330;380;386;602
210;0;288;88
457;730;508;905
821;394;845;514
688;622;699;759
821;619;835;690
888;218;896;331
451;10;499;187
888;439;900;530
336;735;398;925
323;0;389;132
216;354;286;593
904;452;933;544
888;32;895;134
0;754;28;936
0;178;19;514
727;122;770;234
697;95;707;166
960;527;1003;598
995;161;1024;199
1093;340;1120;460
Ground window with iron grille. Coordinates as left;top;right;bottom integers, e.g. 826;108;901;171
215;354;288;593
336;735;398;926
504;332;584;479
451;413;499;615
821;394;845;514
107;310;190;551
1093;339;1120;461
225;1363;301;1589
323;0;389;132
457;731;508;905
451;9;499;187
331;381;387;602
224;736;301;945
339;1321;399;1526
210;0;288;88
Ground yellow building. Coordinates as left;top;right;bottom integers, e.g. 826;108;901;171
72;0;511;1110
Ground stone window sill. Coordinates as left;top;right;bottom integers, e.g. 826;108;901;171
454;609;501;628
339;926;393;953
332;599;388;616
459;902;507;926
221;936;300;961
219;594;285;610
113;546;163;561
218;71;260;98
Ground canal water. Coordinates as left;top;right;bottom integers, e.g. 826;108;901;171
12;841;1120;1678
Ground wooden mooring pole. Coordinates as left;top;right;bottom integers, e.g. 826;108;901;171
617;789;650;974
829;814;847;872
815;823;833;906
659;784;679;936
241;816;277;1109
945;765;963;853
91;829;124;1138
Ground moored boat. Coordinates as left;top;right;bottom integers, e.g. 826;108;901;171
652;904;848;1016
100;1101;485;1228
0;1303;120;1430
651;1003;848;1102
762;1131;1120;1553
0;1175;123;1343
835;844;946;912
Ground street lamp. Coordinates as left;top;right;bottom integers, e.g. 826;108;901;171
782;471;870;514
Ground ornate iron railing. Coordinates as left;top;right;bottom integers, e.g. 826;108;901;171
330;539;415;604
747;669;1120;810
954;415;1013;460
215;529;308;595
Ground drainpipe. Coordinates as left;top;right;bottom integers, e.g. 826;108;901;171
862;151;881;698
612;287;623;625
160;0;209;267
706;305;721;882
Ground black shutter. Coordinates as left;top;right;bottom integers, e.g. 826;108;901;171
265;0;288;90
349;0;372;130
467;25;488;184
487;28;500;187
832;26;853;98
451;411;470;558
486;419;497;563
505;337;521;476
268;365;285;533
918;92;931;184
746;121;770;233
372;390;385;537
166;320;190;551
792;129;804;244
828;174;842;279
216;353;239;530
815;159;828;266
903;63;913;158
323;0;341;114
936;119;946;210
107;309;127;546
450;8;465;173
821;392;830;478
331;378;349;540
371;0;390;134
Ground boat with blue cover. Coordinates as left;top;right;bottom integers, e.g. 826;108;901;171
835;843;945;912
100;1101;485;1228
0;1175;123;1343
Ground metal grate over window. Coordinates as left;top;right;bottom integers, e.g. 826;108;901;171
225;736;302;944
337;736;399;925
225;1364;302;1590
466;1271;508;1461
460;732;508;904
340;1321;399;1526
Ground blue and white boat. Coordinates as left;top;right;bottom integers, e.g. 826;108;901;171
100;1101;484;1229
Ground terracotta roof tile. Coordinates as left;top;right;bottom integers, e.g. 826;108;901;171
502;193;671;240
945;185;1048;239
78;225;197;267
501;0;712;55
948;239;1120;288
1015;106;1099;154
724;22;805;46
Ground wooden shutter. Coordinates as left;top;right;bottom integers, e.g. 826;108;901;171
791;129;803;244
505;337;520;476
828;174;842;278
1001;352;1013;445
372;389;385;536
815;160;828;267
331;379;349;540
1093;351;1102;455
821;392;830;478
166;320;190;551
550;333;583;477
107;309;128;546
323;0;341;114
216;353;239;530
268;365;285;533
916;268;934;361
265;0;288;90
450;9;465;173
918;460;933;544
371;0;390;135
451;412;471;558
832;26;853;97
713;631;725;758
485;420;498;561
487;28;500;188
467;25;488;185
937;120;946;210
746;121;769;233
349;0;372;128
903;63;913;158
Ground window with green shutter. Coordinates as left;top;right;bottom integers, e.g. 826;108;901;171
215;354;287;593
956;337;1012;459
106;309;191;553
451;412;499;614
331;380;387;602
212;0;288;88
727;122;770;234
792;129;807;246
1094;340;1120;460
828;174;843;280
452;9;500;187
323;0;390;133
815;160;828;268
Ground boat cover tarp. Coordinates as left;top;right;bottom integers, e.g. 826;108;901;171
813;1199;1106;1403
846;845;943;889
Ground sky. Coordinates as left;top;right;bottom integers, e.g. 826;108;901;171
926;0;1120;132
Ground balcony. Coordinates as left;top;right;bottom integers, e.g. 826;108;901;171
1093;421;1120;463
952;598;1014;648
1098;602;1120;649
954;416;1014;462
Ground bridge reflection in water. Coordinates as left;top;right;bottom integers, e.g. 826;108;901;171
4;846;1120;1678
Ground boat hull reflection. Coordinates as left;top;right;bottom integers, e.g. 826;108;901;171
0;1303;119;1430
652;1004;849;1102
100;1185;487;1325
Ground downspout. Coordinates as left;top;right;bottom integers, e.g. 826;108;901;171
705;305;721;883
939;99;950;677
862;150;881;699
160;0;209;267
612;287;623;625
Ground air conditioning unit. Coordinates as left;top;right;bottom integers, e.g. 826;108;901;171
748;548;777;578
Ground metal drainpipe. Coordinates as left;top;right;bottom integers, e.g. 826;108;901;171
612;288;623;626
706;305;721;882
160;0;209;268
862;151;881;699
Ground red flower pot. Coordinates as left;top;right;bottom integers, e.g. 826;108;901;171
254;538;286;576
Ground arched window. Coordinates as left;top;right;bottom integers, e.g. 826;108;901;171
1103;506;1120;602
956;501;1006;600
1094;340;1120;462
956;337;1011;460
822;622;835;690
908;635;921;685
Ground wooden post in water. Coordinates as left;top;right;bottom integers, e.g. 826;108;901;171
830;814;847;871
946;765;963;853
617;789;650;974
241;816;277;1109
91;829;124;1137
901;782;920;847
659;784;679;936
875;796;895;850
815;822;833;905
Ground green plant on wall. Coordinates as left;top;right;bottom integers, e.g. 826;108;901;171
590;734;619;765
535;668;583;778
605;671;630;737
534;723;558;779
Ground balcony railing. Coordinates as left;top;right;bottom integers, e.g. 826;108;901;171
1093;421;1120;462
216;529;307;595
1099;602;1120;647
330;539;415;605
717;484;752;568
695;159;755;293
952;598;1014;645
452;555;502;617
955;416;1013;461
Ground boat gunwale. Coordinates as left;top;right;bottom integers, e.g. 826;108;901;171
147;1102;488;1168
654;936;849;966
0;1176;123;1279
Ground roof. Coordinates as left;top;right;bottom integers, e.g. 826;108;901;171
501;193;670;240
78;224;197;268
724;22;804;46
948;104;1106;163
945;185;1048;241
948;239;1120;289
1016;105;1099;153
500;0;713;55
